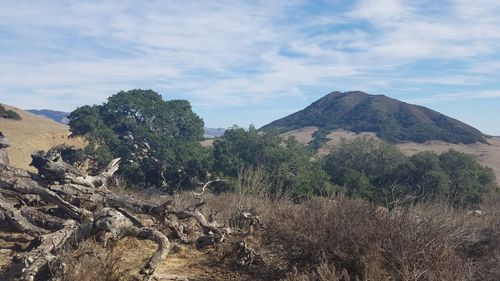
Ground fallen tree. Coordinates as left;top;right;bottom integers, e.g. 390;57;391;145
0;141;249;281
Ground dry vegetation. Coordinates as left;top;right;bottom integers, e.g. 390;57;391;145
13;190;498;281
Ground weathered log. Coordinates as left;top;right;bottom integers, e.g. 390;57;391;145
30;148;85;182
0;194;49;235
0;146;232;281
151;274;189;281
30;147;120;189
0;132;10;165
1;177;92;220
20;207;67;231
67;208;171;281
21;220;78;281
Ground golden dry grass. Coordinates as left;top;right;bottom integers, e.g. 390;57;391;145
201;138;215;147
281;127;318;144
0;104;85;171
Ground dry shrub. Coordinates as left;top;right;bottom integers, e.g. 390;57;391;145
284;262;352;281
203;167;281;228
41;175;499;281
49;239;138;281
461;193;500;281
265;196;478;281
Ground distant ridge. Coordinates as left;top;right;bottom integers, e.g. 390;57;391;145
261;91;486;144
26;109;226;139
27;109;69;124
203;127;226;139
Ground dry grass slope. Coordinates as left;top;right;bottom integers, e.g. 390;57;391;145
0;104;85;171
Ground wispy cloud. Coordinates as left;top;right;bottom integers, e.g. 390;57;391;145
0;0;500;130
404;90;500;104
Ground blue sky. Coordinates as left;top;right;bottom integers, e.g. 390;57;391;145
1;0;499;135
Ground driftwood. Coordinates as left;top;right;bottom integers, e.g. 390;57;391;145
0;139;235;281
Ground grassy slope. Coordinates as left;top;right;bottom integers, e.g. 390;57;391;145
0;104;84;171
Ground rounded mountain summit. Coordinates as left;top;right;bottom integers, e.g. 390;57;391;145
261;91;486;144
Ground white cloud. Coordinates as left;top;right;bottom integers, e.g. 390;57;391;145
404;90;500;104
1;0;500;112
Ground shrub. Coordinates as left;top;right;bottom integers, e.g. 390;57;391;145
265;197;477;280
0;104;21;120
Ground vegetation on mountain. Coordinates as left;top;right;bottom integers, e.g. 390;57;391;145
261;91;486;145
0;104;21;120
67;89;209;191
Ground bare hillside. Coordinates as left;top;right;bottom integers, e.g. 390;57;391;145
0;104;84;171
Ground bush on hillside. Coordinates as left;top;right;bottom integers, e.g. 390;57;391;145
0;104;21;120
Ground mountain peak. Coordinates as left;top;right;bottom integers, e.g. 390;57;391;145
261;91;486;144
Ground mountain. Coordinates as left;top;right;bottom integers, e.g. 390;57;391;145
0;104;84;171
27;109;70;124
203;127;226;138
261;91;486;144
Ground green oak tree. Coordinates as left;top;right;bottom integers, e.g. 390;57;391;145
68;89;209;191
213;126;334;199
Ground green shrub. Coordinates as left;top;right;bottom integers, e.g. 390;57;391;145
0;104;21;120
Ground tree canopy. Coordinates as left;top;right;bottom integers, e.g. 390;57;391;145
213;126;334;199
68;89;209;191
323;137;497;207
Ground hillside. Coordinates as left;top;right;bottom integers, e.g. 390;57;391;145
0;104;84;171
261;91;486;144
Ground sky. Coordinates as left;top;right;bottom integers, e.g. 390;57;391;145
0;0;499;135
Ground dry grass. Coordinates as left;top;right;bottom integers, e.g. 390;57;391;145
262;195;500;281
282;127;319;144
0;104;85;171
8;193;498;281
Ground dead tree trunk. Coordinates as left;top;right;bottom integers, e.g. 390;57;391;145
0;132;10;165
0;141;234;281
